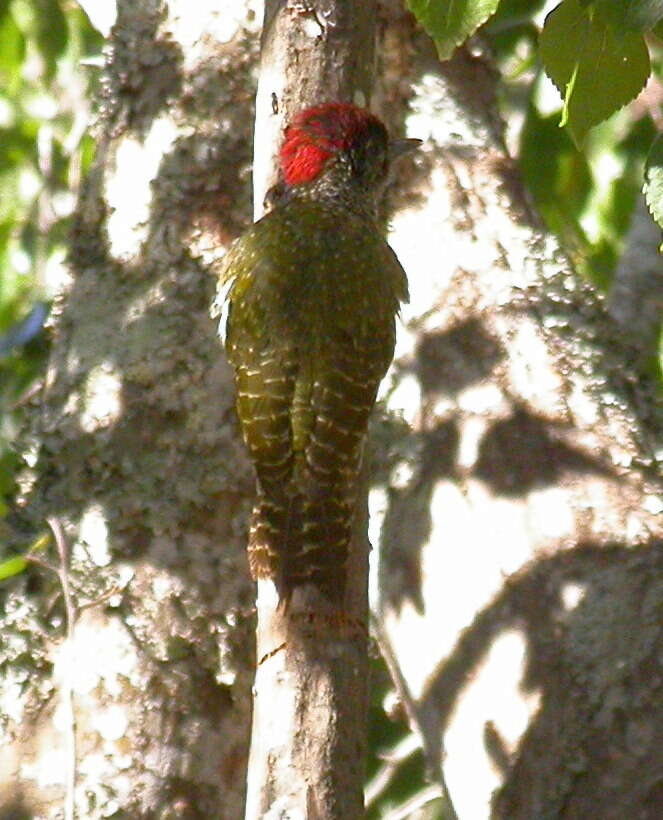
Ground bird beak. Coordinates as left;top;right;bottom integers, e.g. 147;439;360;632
389;138;422;160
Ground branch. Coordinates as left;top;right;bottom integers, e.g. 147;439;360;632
244;2;378;817
47;517;77;820
372;616;459;820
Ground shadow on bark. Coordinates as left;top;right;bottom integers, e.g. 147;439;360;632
0;796;32;820
378;418;459;613
414;319;504;396
377;316;620;613
474;406;616;496
374;297;662;818
413;540;663;819
7;36;261;817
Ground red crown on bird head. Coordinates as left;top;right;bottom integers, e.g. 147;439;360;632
279;103;387;187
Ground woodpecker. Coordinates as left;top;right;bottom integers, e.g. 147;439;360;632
220;102;417;604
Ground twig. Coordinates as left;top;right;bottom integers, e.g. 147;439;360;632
364;733;419;807
47;517;77;820
371;614;459;820
78;585;121;612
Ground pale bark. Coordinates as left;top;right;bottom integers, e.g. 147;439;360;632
1;1;260;816
373;26;663;820
245;2;378;818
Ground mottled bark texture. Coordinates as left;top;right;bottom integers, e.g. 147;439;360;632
1;2;260;817
245;2;377;818
609;194;663;357
373;18;663;820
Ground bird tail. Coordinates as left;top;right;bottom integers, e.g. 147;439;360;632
248;491;353;605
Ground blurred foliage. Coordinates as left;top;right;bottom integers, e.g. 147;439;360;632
366;651;449;819
487;0;662;292
0;0;102;507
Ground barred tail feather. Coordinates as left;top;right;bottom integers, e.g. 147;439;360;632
248;490;355;603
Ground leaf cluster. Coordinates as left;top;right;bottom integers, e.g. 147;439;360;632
407;0;663;236
407;0;662;381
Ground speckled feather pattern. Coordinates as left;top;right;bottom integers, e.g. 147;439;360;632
221;108;409;602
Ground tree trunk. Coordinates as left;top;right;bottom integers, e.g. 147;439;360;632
245;2;378;817
373;20;663;820
1;1;260;816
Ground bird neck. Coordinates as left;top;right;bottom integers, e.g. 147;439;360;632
283;162;381;223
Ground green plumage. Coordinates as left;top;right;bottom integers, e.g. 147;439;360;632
220;106;411;602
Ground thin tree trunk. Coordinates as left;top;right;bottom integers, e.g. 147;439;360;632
244;2;378;817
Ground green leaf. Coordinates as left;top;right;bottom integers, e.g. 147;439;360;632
407;0;501;60
0;123;38;169
588;0;663;31
492;0;547;18
520;104;592;259
540;0;650;146
0;555;28;580
521;106;591;217
79;133;97;174
644;134;663;233
0;532;51;581
589;0;630;28
34;0;68;78
0;11;26;89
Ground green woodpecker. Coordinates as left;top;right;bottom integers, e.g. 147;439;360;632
220;102;417;604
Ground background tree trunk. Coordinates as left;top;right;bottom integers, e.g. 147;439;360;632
373;15;663;820
1;1;260;816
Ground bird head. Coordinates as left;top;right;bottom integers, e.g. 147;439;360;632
278;103;420;197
